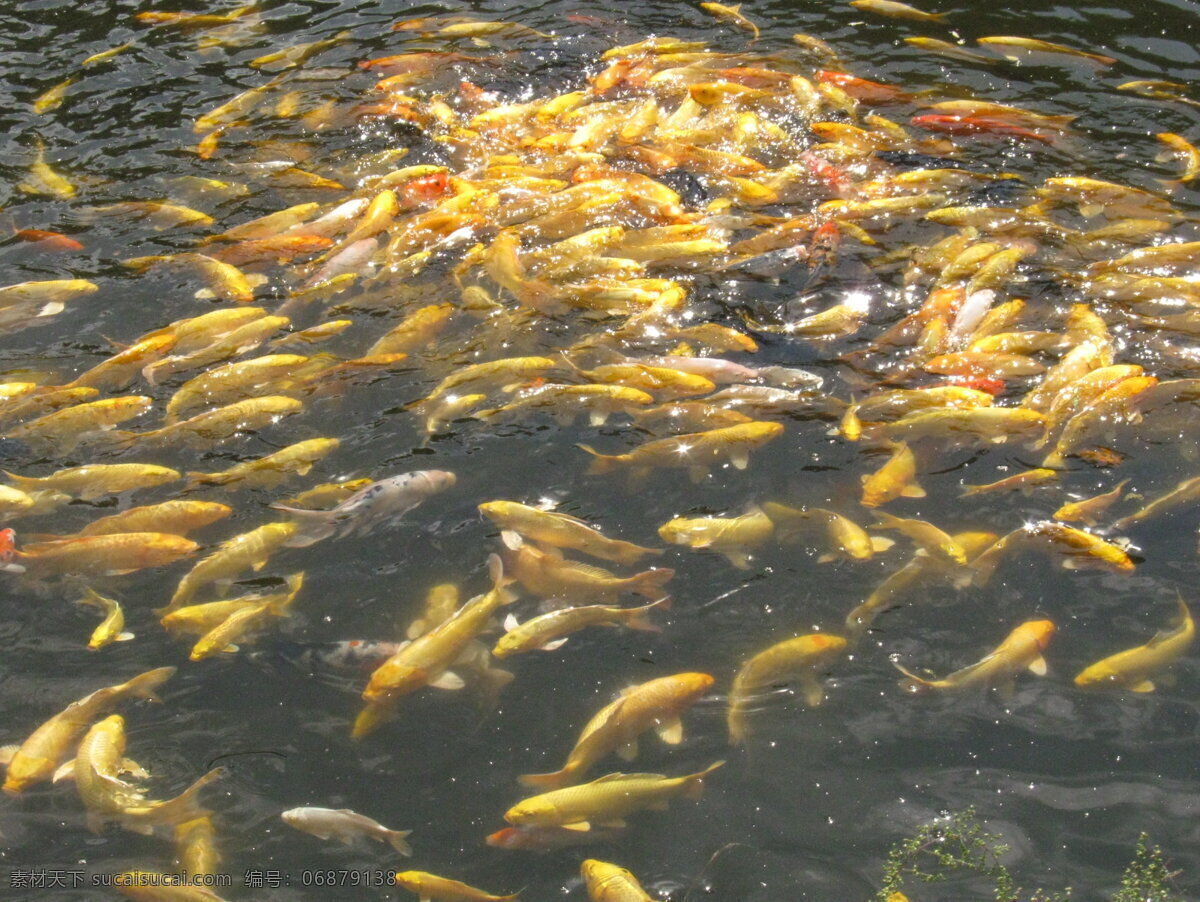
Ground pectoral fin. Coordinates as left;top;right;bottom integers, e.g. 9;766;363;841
503;613;520;632
116;631;135;642
1129;680;1156;693
539;638;569;651
561;821;591;832
655;717;684;745
500;530;524;551
901;483;926;498
729;450;750;470
616;738;639;761
429;670;466;690
52;760;76;783
1027;655;1047;676
723;551;752;569
870;536;895;553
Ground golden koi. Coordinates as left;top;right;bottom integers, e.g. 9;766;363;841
17;533;199;577
1074;597;1194;692
657;509;774;569
479;501;661;565
186;438;339;490
519;673;714;789
78;589;134;649
579;421;784;483
895;620;1056;695
393;872;518;902
505;762;724;828
582;860;653;902
728;634;847;743
860;442;925;507
493;598;670;657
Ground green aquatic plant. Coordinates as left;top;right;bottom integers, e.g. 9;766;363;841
1112;834;1182;902
875;807;1023;902
876;810;1184;902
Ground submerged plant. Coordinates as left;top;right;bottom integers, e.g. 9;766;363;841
1112;834;1183;902
875;810;1184;901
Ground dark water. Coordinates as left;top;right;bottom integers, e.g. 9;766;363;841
1;0;1200;900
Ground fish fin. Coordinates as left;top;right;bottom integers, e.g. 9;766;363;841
503;613;520;632
116;631;135;642
1027;655;1048;676
429;670;466;690
52;760;75;783
870;536;895;553
724;551;752;569
729;449;750;470
588;410;608;427
194;288;215;300
616;738;639;761
0;745;17;766
1129;680;1156;693
539;638;569;651
656;716;684;745
560;821;591;832
625;597;669;632
1078;203;1104;218
120;758;150;779
593;772;664;782
577;444;615;475
901;483;926;498
517;770;571;789
816;552;835;564
633;567;674;600
500;529;524;550
802;679;826;707
250;557;268;572
386;829;413;856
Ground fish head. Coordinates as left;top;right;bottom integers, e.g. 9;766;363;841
392;872;425;892
673;672;717;700
1023;620;1057;650
417;469;457;493
1073;662;1117;688
504;796;555;825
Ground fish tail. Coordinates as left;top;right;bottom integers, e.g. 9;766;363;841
727;703;747;746
577;443;615;474
157;766;225;825
184;472;221;489
516;769;572;790
625;597;671;632
268;503;336;546
385;829;413;856
683;760;725;798
632;567;675;600
892;662;936;694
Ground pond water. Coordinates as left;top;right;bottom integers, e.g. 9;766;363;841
1;0;1200;899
